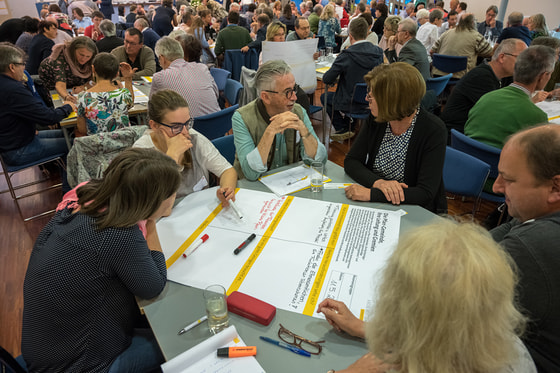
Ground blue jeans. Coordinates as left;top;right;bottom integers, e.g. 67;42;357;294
108;328;164;373
2;130;70;191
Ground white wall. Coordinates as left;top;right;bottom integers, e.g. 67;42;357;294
451;0;558;32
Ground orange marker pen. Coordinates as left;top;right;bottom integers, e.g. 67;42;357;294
217;346;257;358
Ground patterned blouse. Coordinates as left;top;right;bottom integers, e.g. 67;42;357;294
77;88;133;135
38;53;91;90
318;17;341;48
373;111;419;182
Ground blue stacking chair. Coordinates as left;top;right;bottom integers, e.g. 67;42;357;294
0;345;26;373
210;67;231;92
0;153;66;221
193;104;239;141
443;146;490;217
450;129;504;205
211;135;236;164
224;78;243;106
425;73;453;96
342;83;370;122
223;49;259;81
432;54;468;86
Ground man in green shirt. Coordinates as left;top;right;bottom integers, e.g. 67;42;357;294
308;4;322;35
464;45;555;148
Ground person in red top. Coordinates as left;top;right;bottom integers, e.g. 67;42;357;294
84;11;104;41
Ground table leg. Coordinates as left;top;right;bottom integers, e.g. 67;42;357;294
62;126;72;150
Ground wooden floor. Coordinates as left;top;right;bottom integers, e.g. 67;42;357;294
0;112;498;359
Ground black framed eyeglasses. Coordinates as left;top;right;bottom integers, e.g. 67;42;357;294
503;53;519;58
264;84;299;99
155;118;194;135
11;62;25;66
278;323;325;355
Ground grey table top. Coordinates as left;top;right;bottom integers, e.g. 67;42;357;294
141;161;440;372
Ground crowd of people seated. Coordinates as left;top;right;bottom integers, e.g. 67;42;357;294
1;0;560;371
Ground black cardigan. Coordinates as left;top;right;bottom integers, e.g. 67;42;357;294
344;108;447;213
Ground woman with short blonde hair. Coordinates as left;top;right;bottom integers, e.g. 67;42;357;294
343;62;447;212
266;20;287;41
318;219;536;373
318;4;340;49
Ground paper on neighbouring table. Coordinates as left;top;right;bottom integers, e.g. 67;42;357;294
141;76;153;83
536;100;560;124
258;164;331;196
161;326;264;373
133;86;149;103
157;187;402;321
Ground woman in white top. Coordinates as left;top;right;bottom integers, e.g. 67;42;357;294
134;89;237;204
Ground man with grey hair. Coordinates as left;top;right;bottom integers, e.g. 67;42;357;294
490;124;560;372
477;5;503;39
134;17;160;52
96;20;124;53
399;2;415;20
417;8;443;54
385;18;431;80
232;60;327;180
464;45;555;148
150;37;219;118
441;38;527;137
495;11;531;47
308;4;322;34
0;43;75;188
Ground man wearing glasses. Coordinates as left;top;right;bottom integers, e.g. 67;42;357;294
465;45;554;149
111;27;156;80
441;38;526;138
232;60;327;181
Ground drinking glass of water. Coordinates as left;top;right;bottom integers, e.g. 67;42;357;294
310;161;324;193
203;284;229;334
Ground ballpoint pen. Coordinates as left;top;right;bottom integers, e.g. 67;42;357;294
259;336;311;357
223;191;243;219
287;176;308;185
233;233;256;255
177;315;208;335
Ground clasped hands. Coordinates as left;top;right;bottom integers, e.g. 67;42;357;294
345;179;408;205
265;111;308;137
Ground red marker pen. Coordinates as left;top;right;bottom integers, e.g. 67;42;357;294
182;234;209;258
217;346;257;358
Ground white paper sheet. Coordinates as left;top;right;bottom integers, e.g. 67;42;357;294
536;100;560;124
258;164;330;196
133;86;149;103
158;188;401;320
161;326;264;373
262;39;319;94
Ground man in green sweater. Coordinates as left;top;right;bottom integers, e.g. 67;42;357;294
464;45;555;148
214;11;252;63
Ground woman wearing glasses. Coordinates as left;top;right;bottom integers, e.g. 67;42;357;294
343;62;447;213
134;89;237;204
317;219;536;373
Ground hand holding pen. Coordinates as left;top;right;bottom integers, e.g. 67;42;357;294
217;186;235;208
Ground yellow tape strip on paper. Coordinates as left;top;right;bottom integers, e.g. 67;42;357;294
227;196;294;295
302;204;349;316
165;187;242;268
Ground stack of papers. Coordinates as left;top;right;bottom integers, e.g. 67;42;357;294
161;326;264;373
258;164;331;196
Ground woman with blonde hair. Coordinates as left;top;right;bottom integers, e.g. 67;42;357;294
378;15;402;56
343;62;447;212
189;15;214;64
528;13;549;39
266;20;287;41
318;219;536;373
318;4;341;49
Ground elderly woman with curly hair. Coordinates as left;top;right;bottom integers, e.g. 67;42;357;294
343;63;447;213
318;219;537;373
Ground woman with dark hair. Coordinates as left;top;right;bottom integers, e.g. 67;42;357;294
134;89;237;201
72;7;93;34
344;63;447;213
25;20;58;75
22;148;181;372
15;17;40;54
39;36;98;103
77;53;134;135
279;3;295;31
152;0;178;36
372;2;388;41
175;33;203;62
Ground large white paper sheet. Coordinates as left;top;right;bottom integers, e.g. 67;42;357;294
536;100;560;124
158;188;401;320
262;39;319;94
258;164;330;196
161;326;264;373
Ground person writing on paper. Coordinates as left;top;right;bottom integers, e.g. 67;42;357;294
134;89;237;204
317;219;537;373
22;148;180;372
232;60;327;181
344;63;447;213
76;53;135;136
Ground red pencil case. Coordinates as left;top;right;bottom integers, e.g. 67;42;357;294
227;291;276;326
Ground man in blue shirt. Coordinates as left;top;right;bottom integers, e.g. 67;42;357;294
477;5;503;39
495;11;532;47
0;44;74;169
